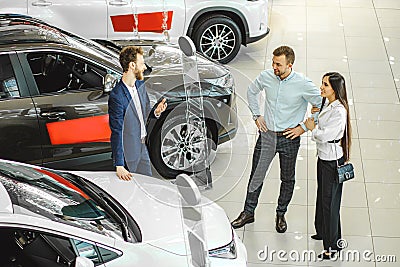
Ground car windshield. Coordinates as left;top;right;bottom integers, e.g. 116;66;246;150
0;161;124;240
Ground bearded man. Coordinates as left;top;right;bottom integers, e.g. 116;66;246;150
108;46;167;180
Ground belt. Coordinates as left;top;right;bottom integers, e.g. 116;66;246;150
269;130;286;137
141;137;146;143
328;139;341;143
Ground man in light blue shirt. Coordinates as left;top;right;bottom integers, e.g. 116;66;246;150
231;46;322;233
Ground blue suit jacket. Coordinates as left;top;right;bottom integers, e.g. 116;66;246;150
108;79;151;167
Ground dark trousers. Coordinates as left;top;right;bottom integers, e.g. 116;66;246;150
243;131;300;216
126;143;152;176
314;157;344;251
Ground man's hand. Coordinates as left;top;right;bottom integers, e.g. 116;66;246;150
155;98;167;117
255;116;268;132
116;166;133;181
283;125;305;139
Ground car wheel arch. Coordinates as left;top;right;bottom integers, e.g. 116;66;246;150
186;7;248;46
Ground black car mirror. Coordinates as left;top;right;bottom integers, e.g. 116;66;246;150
144;63;152;76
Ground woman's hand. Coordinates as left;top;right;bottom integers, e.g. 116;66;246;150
311;106;320;114
305;117;316;131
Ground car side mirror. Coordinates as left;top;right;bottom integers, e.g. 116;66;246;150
75;256;94;267
144;63;152;76
104;73;117;93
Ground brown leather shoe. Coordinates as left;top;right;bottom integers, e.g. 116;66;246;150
275;214;287;233
231;211;254;229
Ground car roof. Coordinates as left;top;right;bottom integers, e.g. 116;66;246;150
0;14;69;45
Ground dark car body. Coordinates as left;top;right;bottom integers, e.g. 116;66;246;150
0;14;237;178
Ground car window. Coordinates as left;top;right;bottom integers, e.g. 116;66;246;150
72;239;101;265
97;245;121;263
0;54;21;99
0;161;125;240
26;52;106;95
0;227;75;267
71;239;121;265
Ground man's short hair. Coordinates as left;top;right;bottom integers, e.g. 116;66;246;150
119;46;144;72
273;46;295;65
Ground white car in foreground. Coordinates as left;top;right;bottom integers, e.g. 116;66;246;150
0;0;269;63
0;160;247;267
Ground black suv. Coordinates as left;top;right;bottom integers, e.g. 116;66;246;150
0;14;237;178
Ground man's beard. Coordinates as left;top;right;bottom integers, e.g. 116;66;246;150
135;71;144;80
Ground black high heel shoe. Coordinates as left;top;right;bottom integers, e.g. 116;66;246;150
318;252;336;260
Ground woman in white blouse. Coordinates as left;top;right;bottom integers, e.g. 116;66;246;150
305;72;352;260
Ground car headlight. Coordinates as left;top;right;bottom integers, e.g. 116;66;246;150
208;239;237;259
204;73;234;90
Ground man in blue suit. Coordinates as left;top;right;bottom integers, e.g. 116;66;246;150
109;46;167;180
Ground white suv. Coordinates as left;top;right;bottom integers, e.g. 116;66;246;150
0;0;269;63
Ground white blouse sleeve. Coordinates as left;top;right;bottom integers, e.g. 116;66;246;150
311;106;347;143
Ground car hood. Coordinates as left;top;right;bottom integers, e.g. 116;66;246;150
73;171;233;256
102;39;229;79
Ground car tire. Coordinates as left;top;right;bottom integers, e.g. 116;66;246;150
148;115;217;179
193;15;242;64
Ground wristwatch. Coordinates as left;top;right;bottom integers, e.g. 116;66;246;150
252;115;260;121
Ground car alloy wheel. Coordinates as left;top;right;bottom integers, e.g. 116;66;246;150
193;15;242;64
161;122;207;171
148;115;217;179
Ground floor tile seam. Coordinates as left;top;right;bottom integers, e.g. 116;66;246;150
368;206;400;211
352;116;400;122
244;233;374;242
374;7;400;11
352;101;400;104
349;0;377;251
345;71;395;74
243;229;374;238
371;235;400;239
367;207;400;210
372;1;400;102
353;102;400;106
355;137;400;140
364;181;400;185
364;181;400;184
263;0;274;70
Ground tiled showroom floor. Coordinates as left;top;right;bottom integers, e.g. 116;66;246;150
193;0;400;266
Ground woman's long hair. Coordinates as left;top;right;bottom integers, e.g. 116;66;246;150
323;72;352;162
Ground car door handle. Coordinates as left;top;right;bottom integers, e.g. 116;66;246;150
40;111;66;119
31;1;52;7
109;0;129;6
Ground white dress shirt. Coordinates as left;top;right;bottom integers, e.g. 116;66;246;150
311;100;347;161
124;82;147;139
